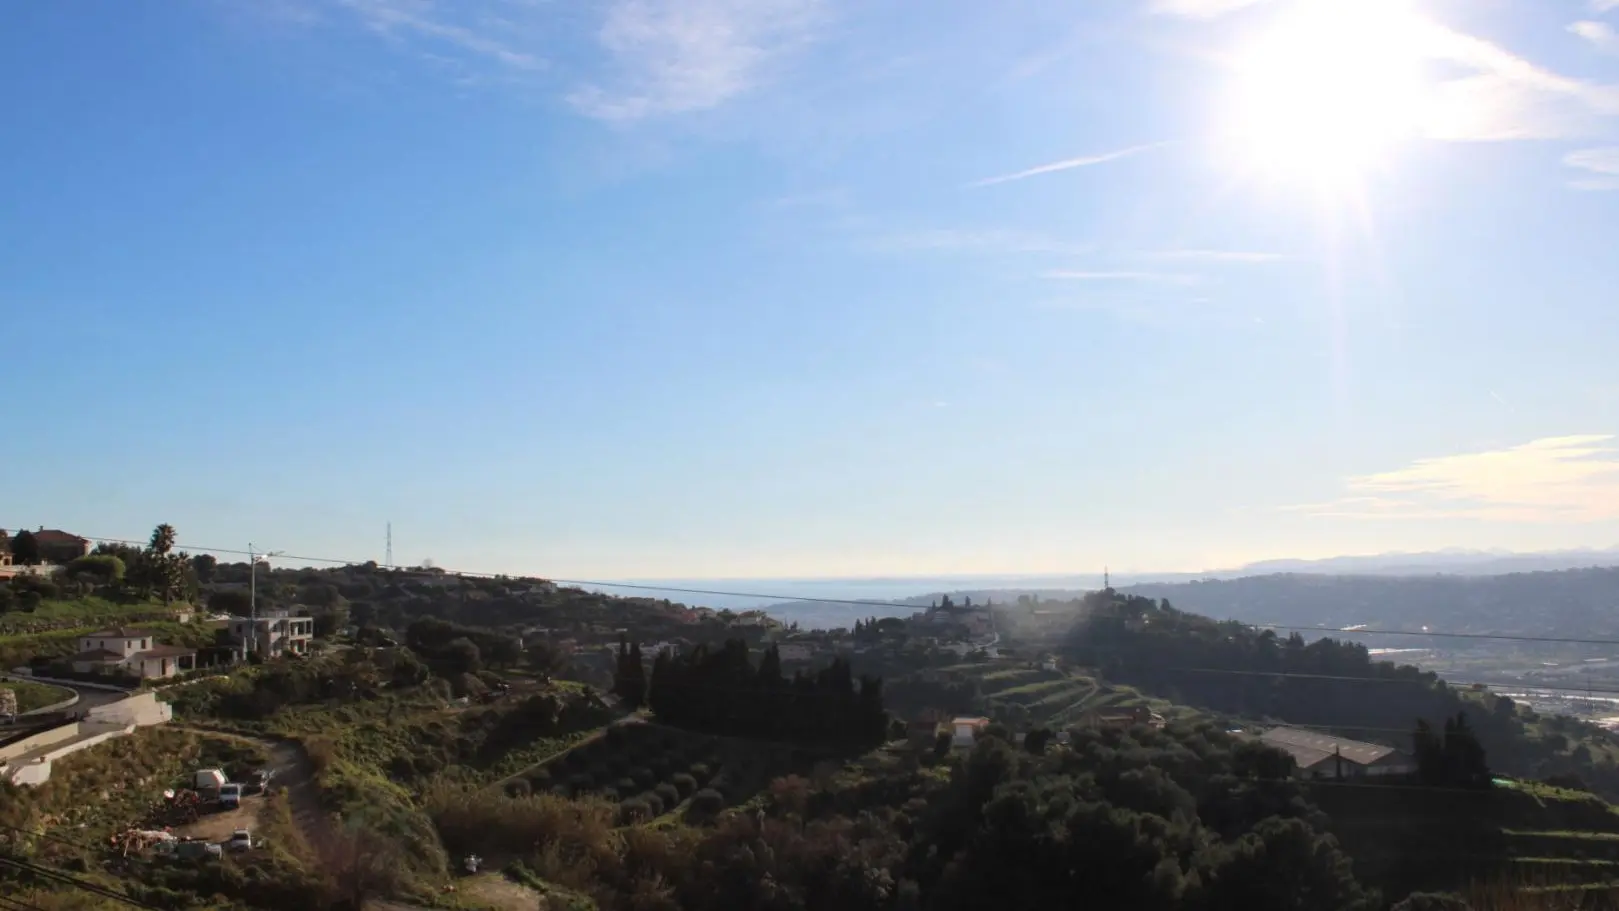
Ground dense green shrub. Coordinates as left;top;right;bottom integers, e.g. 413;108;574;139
654;782;680;806
687;788;725;822
619;797;651;824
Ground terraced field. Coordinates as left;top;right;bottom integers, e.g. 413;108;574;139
503;721;846;825
895;661;1184;729
1316;776;1619;900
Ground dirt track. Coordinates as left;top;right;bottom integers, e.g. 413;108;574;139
173;724;543;911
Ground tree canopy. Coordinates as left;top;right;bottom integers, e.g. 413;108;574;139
648;639;889;746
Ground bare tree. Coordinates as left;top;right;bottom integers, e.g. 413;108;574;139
318;822;408;910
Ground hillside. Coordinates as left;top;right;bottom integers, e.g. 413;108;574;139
1119;568;1619;642
204;560;782;646
19;560;1619;907
1047;589;1619;801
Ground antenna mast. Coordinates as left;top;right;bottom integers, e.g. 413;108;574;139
386;522;393;568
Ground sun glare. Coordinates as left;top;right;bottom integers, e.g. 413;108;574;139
1225;0;1434;187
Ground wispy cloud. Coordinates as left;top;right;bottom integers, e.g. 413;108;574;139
970;141;1173;188
1289;435;1619;521
1153;0;1619;142
1141;249;1286;264
340;0;543;71
1571;20;1619;55
1044;270;1199;284
568;0;824;121
1418;22;1619;141
1564;147;1619;191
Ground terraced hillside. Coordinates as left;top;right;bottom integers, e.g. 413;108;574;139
1316;777;1619;901
888;660;1193;730
501;719;876;825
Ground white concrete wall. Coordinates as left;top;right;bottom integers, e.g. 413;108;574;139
2;723;134;786
134;656;181;679
86;691;170;727
0;722;81;763
9;759;53;786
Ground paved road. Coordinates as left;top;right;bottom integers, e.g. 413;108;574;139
2;674;128;721
62;683;130;714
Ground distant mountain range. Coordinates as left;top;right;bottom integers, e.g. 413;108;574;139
596;547;1619;631
1231;547;1619;577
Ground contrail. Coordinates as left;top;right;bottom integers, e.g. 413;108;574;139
970;141;1175;187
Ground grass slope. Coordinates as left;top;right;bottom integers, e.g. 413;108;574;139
0;678;74;712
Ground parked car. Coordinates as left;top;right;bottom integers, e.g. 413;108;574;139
218;783;242;810
226;829;253;853
173;840;222;861
244;769;275;795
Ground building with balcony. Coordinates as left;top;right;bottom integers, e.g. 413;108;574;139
228;610;314;659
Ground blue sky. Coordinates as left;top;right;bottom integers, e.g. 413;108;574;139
4;0;1619;580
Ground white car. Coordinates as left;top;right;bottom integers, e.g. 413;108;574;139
226;829;253;852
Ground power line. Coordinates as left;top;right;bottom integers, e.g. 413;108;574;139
69;531;1619;649
63;532;1619;719
0;856;166;911
1131;665;1619;696
66;530;1619;708
1259;624;1619;648
0;821;100;856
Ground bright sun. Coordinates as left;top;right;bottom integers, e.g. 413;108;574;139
1226;0;1434;187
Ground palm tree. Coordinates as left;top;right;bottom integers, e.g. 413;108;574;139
149;523;177;555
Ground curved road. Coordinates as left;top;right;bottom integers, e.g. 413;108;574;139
60;683;130;714
5;675;132;716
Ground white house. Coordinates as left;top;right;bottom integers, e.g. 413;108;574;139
68;628;195;679
951;716;990;748
228;610;314;659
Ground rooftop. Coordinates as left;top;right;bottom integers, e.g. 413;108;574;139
83;628;158;640
131;645;196;660
32;529;88;544
69;648;128;663
1260;727;1404;768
